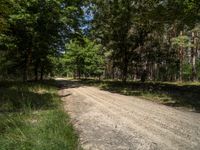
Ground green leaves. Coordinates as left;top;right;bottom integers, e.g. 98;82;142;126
64;38;104;77
171;35;192;48
0;0;85;80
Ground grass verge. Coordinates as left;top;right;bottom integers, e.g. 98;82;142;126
0;80;79;150
79;79;200;112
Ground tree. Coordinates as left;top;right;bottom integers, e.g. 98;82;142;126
88;0;200;82
172;33;191;81
191;25;200;81
0;0;84;81
1;0;200;82
65;38;104;79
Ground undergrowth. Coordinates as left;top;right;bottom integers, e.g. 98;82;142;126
0;80;79;150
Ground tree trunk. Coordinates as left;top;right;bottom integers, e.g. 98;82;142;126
34;61;39;81
23;49;32;82
23;66;28;82
73;70;76;79
179;31;183;82
112;65;115;80
34;66;38;81
179;49;183;82
122;50;128;83
153;63;158;81
78;69;81;79
191;32;197;81
40;64;44;81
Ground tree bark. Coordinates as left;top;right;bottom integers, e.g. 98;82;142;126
78;68;81;79
23;66;28;82
191;32;197;81
34;60;40;81
40;64;44;81
179;48;183;82
23;49;32;82
122;49;128;83
179;31;183;82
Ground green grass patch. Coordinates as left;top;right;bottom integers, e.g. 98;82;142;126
0;80;79;150
80;79;200;112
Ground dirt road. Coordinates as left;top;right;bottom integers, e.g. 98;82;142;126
59;80;200;150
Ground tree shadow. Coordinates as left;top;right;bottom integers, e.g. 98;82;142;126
56;79;84;89
80;79;200;112
0;81;59;113
132;82;200;112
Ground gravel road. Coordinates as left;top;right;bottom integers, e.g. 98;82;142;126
59;80;200;150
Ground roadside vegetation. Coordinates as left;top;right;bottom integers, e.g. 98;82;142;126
80;79;200;112
0;80;79;150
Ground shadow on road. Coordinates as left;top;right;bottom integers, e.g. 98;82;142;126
76;79;200;113
56;80;83;89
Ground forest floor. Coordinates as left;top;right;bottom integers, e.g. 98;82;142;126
59;79;200;150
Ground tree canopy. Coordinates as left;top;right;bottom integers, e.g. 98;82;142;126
0;0;200;82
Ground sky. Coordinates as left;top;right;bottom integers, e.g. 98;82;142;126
80;6;94;32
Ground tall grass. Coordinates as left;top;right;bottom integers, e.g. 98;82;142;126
0;81;79;150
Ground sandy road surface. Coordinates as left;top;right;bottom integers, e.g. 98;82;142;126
58;80;200;150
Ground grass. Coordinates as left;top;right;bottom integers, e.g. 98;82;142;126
79;79;200;112
0;80;80;150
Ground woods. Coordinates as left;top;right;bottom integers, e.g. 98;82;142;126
90;0;200;82
0;0;83;81
0;0;200;82
1;1;200;149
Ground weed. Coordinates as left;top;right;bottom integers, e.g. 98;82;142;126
0;80;79;150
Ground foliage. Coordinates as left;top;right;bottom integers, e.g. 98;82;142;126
171;35;191;48
88;0;200;82
64;38;104;78
0;0;84;81
1;0;200;82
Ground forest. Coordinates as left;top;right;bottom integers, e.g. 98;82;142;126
0;0;200;150
0;0;200;82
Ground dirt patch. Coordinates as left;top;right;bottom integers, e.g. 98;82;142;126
59;80;200;150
